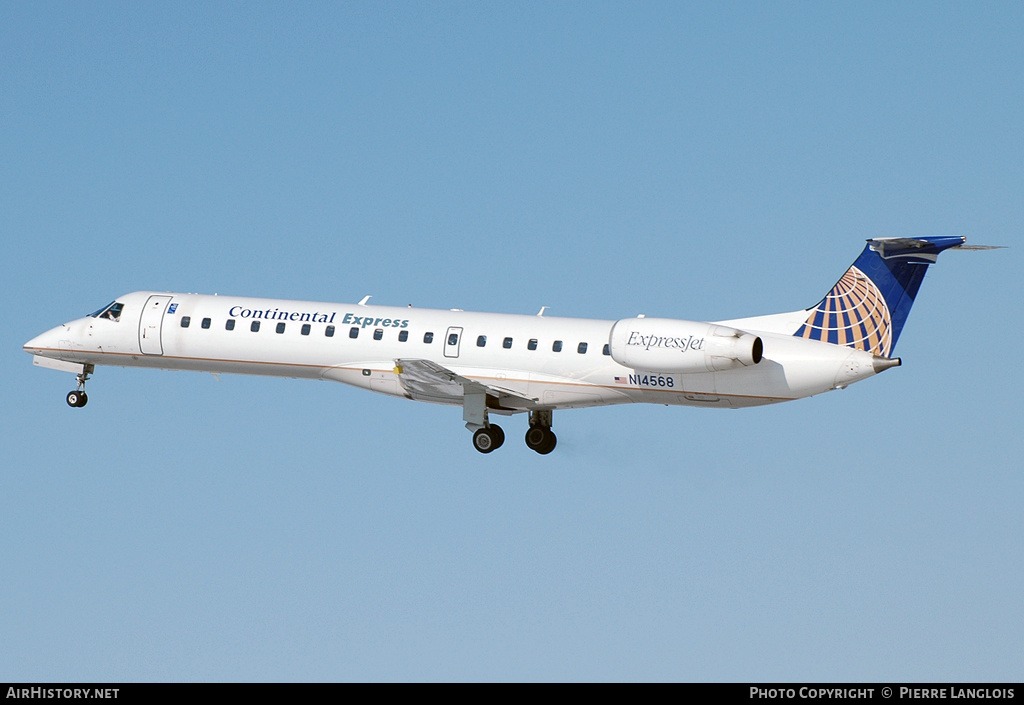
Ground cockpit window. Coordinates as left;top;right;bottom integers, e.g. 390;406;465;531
89;301;124;322
88;301;114;318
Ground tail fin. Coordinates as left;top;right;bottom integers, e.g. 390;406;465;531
793;236;966;356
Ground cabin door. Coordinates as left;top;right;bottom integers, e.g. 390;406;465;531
139;295;173;355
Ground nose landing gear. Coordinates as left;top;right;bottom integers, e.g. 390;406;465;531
66;367;93;408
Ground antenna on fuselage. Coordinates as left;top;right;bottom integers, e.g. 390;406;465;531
358;295;372;306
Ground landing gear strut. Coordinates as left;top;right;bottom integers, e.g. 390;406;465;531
66;367;93;408
525;410;556;455
464;389;505;454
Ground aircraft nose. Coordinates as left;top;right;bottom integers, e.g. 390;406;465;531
23;325;65;354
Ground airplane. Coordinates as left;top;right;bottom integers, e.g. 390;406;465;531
24;236;989;454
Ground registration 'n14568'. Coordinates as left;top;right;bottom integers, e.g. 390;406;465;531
630;374;674;388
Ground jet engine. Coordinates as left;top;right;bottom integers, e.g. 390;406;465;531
609;317;763;374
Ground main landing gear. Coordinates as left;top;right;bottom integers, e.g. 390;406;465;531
468;410;556;455
463;389;556;454
66;367;93;408
525;410;556;455
464;389;506;454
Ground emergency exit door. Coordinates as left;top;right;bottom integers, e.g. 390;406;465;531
444;326;463;358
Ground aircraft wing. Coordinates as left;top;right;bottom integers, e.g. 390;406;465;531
394;358;535;409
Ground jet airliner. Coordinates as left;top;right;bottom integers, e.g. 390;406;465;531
24;237;982;454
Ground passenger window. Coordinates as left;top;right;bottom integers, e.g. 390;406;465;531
476;335;487;347
349;327;359;339
181;316;191;328
201;318;211;329
251;321;261;332
399;330;408;342
301;324;311;336
577;342;588;354
424;332;434;344
276;322;286;334
552;340;563;352
373;329;383;341
528;339;538;351
325;325;335;337
448;333;459;346
603;343;611;356
503;337;513;349
226;319;235;331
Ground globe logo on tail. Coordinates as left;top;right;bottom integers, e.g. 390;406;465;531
794;266;892;357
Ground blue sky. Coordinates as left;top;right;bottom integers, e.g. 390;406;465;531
2;2;1021;681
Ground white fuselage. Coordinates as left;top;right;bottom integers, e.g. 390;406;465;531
24;290;885;413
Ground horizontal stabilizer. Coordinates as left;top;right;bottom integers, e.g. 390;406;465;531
867;236;966;262
950;244;1007;251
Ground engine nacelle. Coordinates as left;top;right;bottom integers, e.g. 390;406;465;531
609;317;763;374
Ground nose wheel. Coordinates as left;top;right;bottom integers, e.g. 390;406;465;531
66;368;92;408
66;390;88;407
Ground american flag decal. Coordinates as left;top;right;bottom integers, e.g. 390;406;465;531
613;376;629;384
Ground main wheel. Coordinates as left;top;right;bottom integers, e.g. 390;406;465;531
525;426;556;454
66;391;87;408
525;426;546;450
537;430;556;455
473;427;502;454
490;424;505;448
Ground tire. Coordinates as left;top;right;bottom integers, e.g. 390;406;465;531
537;431;557;455
473;427;497;453
525;426;547;451
490;424;505;449
525;426;556;454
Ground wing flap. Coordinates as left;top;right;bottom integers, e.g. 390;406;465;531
394;358;535;409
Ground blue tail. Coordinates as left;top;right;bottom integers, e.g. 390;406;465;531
794;236;965;357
